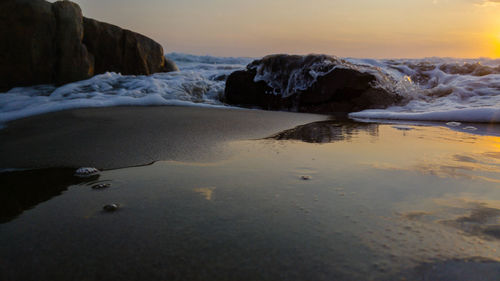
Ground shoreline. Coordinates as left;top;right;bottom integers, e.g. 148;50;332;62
0;105;328;170
1;116;500;280
2;104;499;171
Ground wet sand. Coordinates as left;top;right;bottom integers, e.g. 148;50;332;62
0;106;327;169
1;107;500;281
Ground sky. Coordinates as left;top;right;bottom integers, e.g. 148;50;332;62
61;0;500;58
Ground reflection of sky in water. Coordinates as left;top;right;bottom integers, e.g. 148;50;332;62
1;123;500;280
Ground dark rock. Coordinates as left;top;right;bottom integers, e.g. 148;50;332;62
82;17;174;75
80;17;124;75
0;0;176;92
224;54;403;114
224;70;294;110
298;68;398;113
0;0;57;91
103;203;120;212
164;58;179;72
52;1;94;83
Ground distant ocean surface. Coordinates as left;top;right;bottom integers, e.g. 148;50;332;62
1;53;499;125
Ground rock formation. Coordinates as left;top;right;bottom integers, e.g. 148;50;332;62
82;17;178;76
224;54;403;113
0;0;176;92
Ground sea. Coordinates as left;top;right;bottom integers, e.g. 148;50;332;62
1;53;500;126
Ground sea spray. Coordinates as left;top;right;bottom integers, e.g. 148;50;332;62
0;53;499;124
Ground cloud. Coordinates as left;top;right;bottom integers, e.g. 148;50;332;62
433;0;500;6
476;0;500;4
460;0;500;5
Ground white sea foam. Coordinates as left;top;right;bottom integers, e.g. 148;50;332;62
166;52;253;66
348;58;500;123
0;53;249;125
0;53;499;126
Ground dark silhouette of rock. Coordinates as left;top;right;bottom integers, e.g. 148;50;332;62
224;70;294;110
0;0;58;91
52;1;94;84
0;0;176;92
103;203;120;212
82;17;176;75
224;54;403;113
164;57;180;72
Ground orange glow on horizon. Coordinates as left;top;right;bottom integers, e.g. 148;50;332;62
62;0;500;58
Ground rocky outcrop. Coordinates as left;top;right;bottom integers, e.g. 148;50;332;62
0;0;58;91
82;18;178;75
52;1;94;84
0;0;176;92
224;54;403;113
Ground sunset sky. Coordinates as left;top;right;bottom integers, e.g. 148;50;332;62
63;0;500;58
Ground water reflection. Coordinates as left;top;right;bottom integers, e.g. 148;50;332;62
268;120;379;143
1;122;500;281
369;149;500;184
402;197;500;241
0;168;98;223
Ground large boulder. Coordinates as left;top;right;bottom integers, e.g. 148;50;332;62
224;54;403;113
52;1;94;84
0;0;176;92
82;18;177;75
0;0;58;91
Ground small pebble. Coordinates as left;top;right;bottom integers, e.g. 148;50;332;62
300;175;311;180
75;167;99;177
103;203;120;212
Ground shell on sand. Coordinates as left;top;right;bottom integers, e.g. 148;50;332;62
74;167;100;177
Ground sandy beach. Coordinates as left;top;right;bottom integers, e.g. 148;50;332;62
1;105;500;281
0;106;327;169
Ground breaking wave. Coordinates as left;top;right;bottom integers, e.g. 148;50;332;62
347;58;500;123
0;53;499;125
0;53;251;124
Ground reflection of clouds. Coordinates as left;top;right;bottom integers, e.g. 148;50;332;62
367;151;500;183
404;197;500;241
268;121;379;143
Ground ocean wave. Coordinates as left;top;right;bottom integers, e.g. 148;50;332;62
166;52;253;66
0;53;499;125
349;107;500;123
348;58;500;123
0;71;231;124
